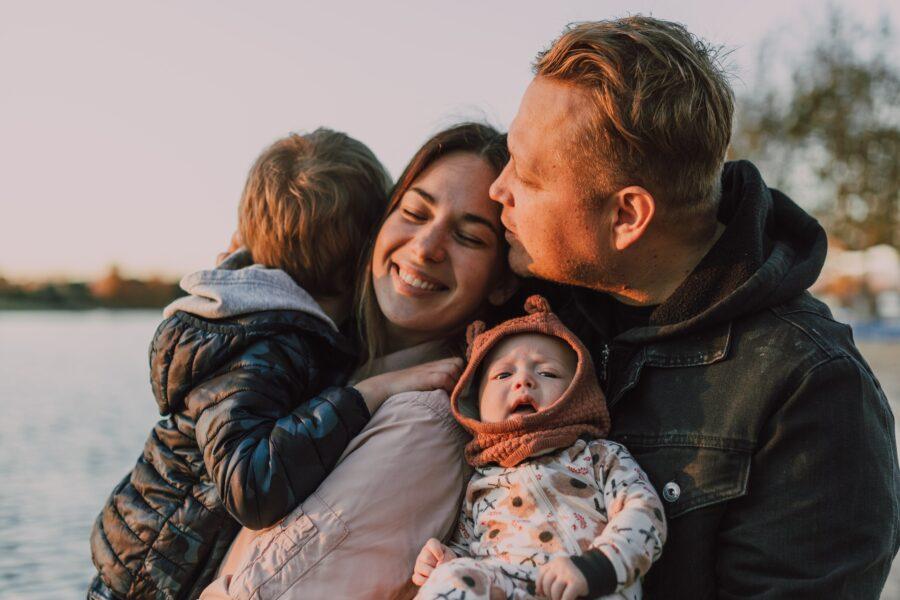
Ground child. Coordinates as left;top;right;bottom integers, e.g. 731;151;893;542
413;296;666;600
88;129;460;600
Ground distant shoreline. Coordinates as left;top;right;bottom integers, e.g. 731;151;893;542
0;304;165;311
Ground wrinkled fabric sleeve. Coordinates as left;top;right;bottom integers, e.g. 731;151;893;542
576;440;667;596
190;339;370;530
715;356;900;599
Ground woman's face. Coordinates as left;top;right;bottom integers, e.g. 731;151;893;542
372;152;508;347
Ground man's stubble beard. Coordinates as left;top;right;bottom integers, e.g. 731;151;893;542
508;235;628;294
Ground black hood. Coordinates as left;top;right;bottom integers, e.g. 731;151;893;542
577;160;828;344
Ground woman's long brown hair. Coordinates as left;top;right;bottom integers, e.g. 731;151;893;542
355;122;509;373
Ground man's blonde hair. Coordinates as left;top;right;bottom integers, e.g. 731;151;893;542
239;129;391;296
535;16;734;218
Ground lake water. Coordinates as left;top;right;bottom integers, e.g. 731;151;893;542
1;311;898;599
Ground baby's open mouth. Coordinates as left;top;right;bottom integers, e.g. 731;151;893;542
511;396;537;415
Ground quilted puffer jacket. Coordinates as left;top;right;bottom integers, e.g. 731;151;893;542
89;253;369;599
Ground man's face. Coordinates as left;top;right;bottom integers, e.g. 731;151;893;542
489;77;618;288
478;333;576;424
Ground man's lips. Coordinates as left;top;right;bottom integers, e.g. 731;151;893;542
501;216;517;237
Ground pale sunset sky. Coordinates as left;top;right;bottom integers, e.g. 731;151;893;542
2;0;897;281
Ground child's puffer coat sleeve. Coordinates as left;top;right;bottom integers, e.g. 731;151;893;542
190;364;369;529
154;310;370;531
90;309;367;600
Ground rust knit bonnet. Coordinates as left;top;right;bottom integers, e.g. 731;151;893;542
450;295;611;468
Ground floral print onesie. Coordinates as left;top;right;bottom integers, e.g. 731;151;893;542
416;438;666;600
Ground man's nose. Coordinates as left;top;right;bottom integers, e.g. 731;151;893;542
410;226;447;263
489;161;514;207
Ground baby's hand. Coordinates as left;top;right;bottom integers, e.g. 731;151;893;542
412;538;457;586
536;556;588;600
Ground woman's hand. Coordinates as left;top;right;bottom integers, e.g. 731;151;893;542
536;556;588;600
353;357;464;415
412;538;457;586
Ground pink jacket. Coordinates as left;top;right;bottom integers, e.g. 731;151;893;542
202;341;469;600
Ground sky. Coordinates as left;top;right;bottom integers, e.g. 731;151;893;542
2;0;897;281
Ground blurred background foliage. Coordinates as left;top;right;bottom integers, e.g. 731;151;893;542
731;5;899;323
732;5;899;250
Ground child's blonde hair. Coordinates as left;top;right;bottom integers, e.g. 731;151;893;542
239;128;392;296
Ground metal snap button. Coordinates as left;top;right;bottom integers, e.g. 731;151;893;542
662;481;681;503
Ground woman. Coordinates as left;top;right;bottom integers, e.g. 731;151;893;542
202;123;517;600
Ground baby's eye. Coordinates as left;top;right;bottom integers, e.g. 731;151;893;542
538;371;559;378
493;372;511;380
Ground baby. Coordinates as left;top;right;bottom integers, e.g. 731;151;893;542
413;296;666;600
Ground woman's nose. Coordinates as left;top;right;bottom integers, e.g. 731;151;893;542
410;226;446;263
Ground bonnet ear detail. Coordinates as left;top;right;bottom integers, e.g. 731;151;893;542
465;320;487;359
524;295;552;315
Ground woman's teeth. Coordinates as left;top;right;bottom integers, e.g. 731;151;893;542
397;266;441;291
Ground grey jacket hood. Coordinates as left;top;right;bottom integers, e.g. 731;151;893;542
163;249;337;330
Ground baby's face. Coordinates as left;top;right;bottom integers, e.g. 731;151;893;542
478;333;577;423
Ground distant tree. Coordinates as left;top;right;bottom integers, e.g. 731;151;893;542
732;7;899;249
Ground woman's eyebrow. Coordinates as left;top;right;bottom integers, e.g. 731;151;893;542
409;186;500;238
409;186;437;205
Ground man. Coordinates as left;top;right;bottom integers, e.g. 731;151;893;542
490;16;899;598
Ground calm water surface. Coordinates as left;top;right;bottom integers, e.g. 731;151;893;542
0;311;898;599
1;312;161;599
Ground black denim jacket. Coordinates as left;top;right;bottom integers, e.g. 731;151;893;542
548;161;900;598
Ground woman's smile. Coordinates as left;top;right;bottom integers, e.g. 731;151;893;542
391;262;448;294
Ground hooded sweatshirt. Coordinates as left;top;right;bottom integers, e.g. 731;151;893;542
549;160;899;598
163;249;337;327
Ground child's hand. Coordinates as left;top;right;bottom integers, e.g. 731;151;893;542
412;538;457;586
536;557;588;600
353;357;464;414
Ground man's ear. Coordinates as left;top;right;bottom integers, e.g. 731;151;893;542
488;271;520;306
611;186;655;251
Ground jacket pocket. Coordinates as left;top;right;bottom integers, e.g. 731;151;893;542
617;435;751;519
228;492;349;600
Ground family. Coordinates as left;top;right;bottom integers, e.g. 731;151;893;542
88;16;899;600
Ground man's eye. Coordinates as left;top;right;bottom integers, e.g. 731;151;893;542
402;209;426;222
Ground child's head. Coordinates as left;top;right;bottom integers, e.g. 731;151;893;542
238;128;392;298
477;333;577;423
